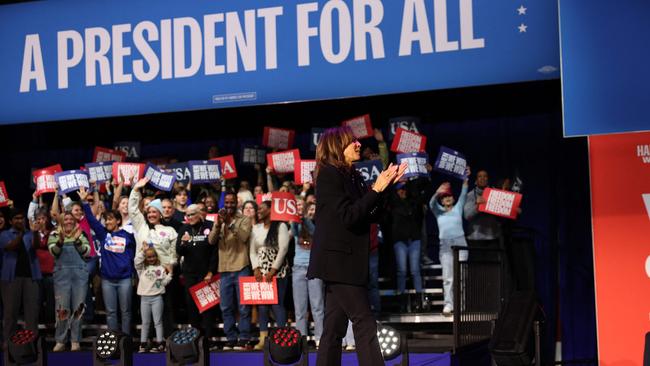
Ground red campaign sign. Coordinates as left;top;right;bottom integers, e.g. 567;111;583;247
477;188;522;220
262;127;296;149
205;213;219;222
589;132;650;365
342;114;373;139
33;168;58;196
256;193;273;205
270;192;301;223
210;155;238;179
267;149;300;174
112;163;145;186
93;146;127;163
0;181;9;208
294;159;316;185
390;127;427;153
238;276;279;305
189;275;221;313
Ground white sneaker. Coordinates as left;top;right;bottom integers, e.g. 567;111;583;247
442;304;453;316
53;343;66;352
71;342;81;351
315;340;320;349
345;344;356;351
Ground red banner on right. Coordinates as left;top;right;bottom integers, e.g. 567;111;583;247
589;131;650;365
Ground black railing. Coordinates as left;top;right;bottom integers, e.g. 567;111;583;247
452;246;505;352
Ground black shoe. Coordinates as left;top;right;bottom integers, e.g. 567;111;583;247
398;293;408;313
412;293;423;313
234;340;253;351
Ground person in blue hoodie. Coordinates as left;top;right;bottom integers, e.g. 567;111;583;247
79;187;136;335
429;167;470;316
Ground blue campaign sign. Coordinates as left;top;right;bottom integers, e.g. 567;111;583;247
188;160;221;184
433;146;467;180
85;161;114;183
54;170;90;194
397;152;429;178
144;163;176;191
0;0;559;125
560;0;650;136
388;117;422;141
354;159;382;184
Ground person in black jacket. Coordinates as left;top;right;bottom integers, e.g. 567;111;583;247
176;204;218;345
307;126;406;366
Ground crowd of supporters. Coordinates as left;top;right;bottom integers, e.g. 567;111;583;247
0;129;517;352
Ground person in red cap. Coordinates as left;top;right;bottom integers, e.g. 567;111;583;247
429;167;470;315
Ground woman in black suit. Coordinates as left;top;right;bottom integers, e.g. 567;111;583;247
308;126;406;366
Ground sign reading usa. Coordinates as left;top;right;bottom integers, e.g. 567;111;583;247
1;0;559;124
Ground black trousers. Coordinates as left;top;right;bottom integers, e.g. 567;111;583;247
316;283;383;366
183;274;217;342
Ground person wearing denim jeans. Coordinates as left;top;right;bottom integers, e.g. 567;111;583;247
291;203;325;345
429;170;469;315
389;179;428;311
80;193;136;336
209;193;253;350
48;212;90;351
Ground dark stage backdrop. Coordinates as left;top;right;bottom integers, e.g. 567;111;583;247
0;80;596;362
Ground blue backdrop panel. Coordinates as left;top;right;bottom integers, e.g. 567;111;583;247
0;0;559;124
560;0;650;136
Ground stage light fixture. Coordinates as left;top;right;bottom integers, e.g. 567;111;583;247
93;330;132;366
264;327;308;366
166;327;208;366
377;324;409;366
5;329;46;366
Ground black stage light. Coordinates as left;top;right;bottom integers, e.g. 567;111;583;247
93;330;133;366
5;329;46;366
264;327;308;366
377;324;409;366
166;327;208;366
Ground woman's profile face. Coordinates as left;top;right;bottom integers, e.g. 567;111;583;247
343;140;361;164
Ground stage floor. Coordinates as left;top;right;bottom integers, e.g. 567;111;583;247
3;351;452;365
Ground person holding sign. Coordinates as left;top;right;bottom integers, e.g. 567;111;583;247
307;126;407;366
463;170;503;258
428;168;470;316
47;211;91;352
249;200;291;350
176;204;218;348
78;188;136;336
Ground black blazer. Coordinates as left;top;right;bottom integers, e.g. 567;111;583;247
307;164;384;286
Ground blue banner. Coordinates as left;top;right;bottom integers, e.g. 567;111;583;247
310;128;325;152
354;160;382;184
84;161;113;183
559;0;650;136
188;160;221;184
164;162;191;184
114;141;141;160
388;116;421;141
433;146;467;180
397;152;429;178
54;170;90;194
144;163;176;191
0;0;559;124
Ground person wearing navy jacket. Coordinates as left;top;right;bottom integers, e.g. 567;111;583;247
307;126;407;366
0;209;41;345
79;188;135;335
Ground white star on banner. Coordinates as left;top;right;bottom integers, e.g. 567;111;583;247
517;5;527;15
518;23;528;33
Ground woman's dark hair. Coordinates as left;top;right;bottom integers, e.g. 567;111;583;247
102;210;122;224
243;200;258;211
260;201;286;248
314;126;356;181
35;207;54;231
